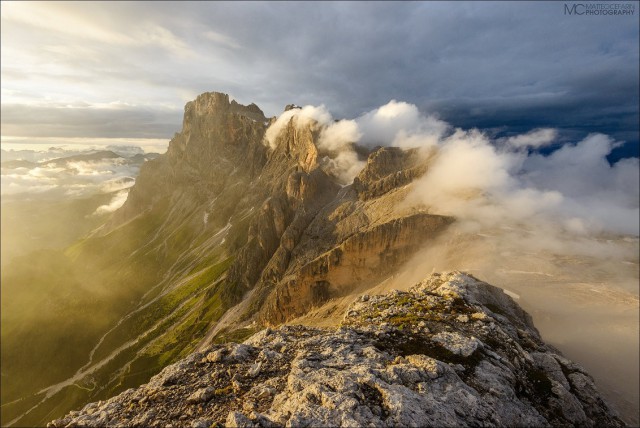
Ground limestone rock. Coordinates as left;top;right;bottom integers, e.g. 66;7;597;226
49;272;623;428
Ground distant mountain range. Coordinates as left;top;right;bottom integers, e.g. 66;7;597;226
1;150;160;169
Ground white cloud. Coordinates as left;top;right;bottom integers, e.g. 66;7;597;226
264;105;364;184
264;105;332;149
202;30;242;50
263;100;639;225
1;147;146;198
1;2;133;45
94;190;129;215
320;151;365;185
504;128;557;149
356;100;449;148
416;129;516;197
356;100;421;146
2;3;195;58
406;126;638;236
318;119;361;152
518;134;639;235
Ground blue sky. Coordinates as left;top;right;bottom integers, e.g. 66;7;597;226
1;1;638;153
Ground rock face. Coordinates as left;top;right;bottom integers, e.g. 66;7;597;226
49;272;623;428
105;91;454;326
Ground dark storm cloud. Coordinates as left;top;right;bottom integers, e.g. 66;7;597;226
1;1;637;146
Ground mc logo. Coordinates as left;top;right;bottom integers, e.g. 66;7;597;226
564;3;586;15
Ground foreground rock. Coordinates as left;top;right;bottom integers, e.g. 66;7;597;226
49;272;623;427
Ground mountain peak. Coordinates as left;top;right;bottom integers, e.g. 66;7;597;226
184;92;266;123
186;91;230;114
284;103;301;112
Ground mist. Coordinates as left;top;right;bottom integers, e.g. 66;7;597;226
0;145;153;265
355;103;639;423
94;189;129;215
264;105;365;184
1;147;149;199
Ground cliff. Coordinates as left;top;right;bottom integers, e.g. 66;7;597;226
49;272;623;428
105;91;453;328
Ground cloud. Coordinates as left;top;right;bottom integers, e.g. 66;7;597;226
202;30;242;50
1;2;133;45
410;129;517;199
105;145;145;157
263;99;639;224
0;103;180;139
316;119;366;184
406;126;638;237
519;134;639;235
100;177;135;194
2;2;636;148
320;98;638;238
264;105;332;149
2;2;196;57
94;189;129;215
356;100;449;149
265;105;365;184
1;147;146;198
262;99;634;239
504;128;557;149
318;119;361;152
319;151;365;186
356;100;421;146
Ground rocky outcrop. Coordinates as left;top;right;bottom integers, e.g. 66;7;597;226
108;92;269;229
49;272;623;428
258;213;453;324
221;113;342;300
96;92;451;327
352;146;430;201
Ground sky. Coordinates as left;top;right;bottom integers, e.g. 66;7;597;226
1;1;638;154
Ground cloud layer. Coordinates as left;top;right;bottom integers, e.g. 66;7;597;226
1;2;637;149
0;147;154;215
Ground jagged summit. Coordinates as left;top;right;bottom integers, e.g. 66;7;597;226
48;272;623;428
111;91;450;323
181;92;267;123
283;103;301;112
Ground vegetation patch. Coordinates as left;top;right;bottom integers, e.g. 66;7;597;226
375;332;480;367
213;327;257;344
526;367;555;399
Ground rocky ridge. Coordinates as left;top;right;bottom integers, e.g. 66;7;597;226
105;91;454;327
49;272;623;428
